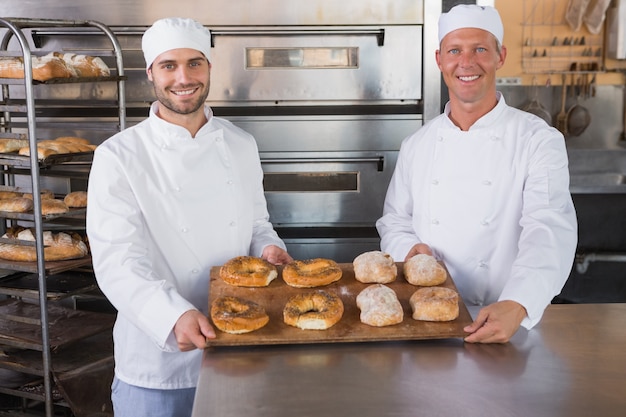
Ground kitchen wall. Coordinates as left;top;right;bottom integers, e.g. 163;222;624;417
494;0;626;149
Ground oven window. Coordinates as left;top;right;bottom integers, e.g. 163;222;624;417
246;47;358;69
263;172;359;192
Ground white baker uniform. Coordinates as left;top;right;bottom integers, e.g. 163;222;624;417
87;102;287;389
376;93;577;329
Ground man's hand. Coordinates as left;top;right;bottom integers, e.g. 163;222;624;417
463;300;527;343
173;309;216;351
262;245;293;265
404;243;433;261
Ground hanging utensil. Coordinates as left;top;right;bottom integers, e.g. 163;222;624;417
555;73;568;134
566;76;591;136
523;77;552;125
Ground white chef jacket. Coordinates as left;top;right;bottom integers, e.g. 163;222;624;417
376;93;577;329
86;102;287;389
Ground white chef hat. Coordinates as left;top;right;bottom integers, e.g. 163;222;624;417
438;5;504;45
142;17;212;69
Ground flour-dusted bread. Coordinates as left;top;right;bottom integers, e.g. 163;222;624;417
356;284;403;327
403;254;447;286
0;228;88;262
0;53;77;81
54;53;110;77
353;251;397;284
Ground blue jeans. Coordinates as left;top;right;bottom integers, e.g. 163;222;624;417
111;376;196;417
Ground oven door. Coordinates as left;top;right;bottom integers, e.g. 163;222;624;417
261;150;396;227
209;25;422;105
261;150;397;262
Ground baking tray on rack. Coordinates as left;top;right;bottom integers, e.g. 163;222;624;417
0;151;94;167
207;262;472;347
0;256;92;275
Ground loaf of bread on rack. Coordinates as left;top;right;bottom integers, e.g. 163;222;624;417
17;136;97;159
0;227;89;262
53;52;110;77
0;197;34;213
0;138;29;153
64;191;88;208
0;53;77;81
22;188;55;200
0;189;24;199
0;51;110;81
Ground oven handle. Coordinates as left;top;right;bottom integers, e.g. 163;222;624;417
261;156;384;171
211;29;385;46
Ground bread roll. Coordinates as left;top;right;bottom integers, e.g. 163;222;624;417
356;284;403;327
410;287;459;322
64;191;88;208
353;251;397;284
403;254;447;286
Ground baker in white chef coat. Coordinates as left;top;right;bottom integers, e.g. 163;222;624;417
376;5;577;343
86;17;292;417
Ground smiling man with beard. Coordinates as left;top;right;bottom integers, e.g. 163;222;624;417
86;17;292;417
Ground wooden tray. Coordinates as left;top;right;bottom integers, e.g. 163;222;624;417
207;262;472;347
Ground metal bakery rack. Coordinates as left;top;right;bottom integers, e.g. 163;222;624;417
0;17;125;417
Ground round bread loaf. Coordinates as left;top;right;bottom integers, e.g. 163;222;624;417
356;284;403;327
409;287;459;322
403;254;447;286
64;191;88;208
353;251;397;284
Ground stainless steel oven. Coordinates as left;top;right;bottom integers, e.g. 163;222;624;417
2;0;440;262
208;23;424;261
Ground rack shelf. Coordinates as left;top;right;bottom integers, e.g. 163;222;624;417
0;17;125;417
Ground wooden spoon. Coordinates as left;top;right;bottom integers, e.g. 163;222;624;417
555;73;568;134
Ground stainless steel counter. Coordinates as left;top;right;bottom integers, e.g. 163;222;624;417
193;304;626;417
